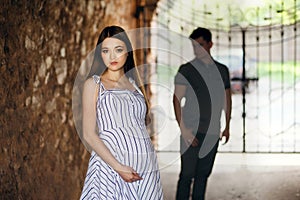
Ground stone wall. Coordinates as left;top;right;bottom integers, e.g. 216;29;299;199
0;0;158;199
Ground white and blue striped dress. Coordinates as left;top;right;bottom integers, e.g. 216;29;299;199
80;75;163;200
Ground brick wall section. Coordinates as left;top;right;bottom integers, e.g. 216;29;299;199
0;0;158;199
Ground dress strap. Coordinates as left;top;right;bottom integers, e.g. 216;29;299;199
92;75;100;84
92;75;103;104
129;77;143;96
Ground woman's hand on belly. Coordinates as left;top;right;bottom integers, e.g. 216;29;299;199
115;164;143;183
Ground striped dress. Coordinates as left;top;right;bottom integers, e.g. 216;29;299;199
80;75;164;200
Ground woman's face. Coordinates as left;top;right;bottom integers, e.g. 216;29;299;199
101;37;128;72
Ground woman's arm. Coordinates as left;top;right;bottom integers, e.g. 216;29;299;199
82;78;142;182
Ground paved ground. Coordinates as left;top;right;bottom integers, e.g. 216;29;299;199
158;152;300;200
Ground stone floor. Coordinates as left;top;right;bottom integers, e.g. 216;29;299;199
158;152;300;200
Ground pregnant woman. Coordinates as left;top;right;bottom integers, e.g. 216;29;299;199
80;25;164;200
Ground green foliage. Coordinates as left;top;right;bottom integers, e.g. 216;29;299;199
157;0;300;32
156;64;178;84
258;61;300;82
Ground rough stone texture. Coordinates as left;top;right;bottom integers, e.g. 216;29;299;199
0;0;157;199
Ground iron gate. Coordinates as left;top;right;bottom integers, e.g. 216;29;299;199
149;0;300;153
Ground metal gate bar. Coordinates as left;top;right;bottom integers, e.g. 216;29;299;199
150;0;300;153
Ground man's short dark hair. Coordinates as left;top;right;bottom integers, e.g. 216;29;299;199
189;27;212;42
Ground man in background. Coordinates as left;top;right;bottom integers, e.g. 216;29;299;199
173;27;232;200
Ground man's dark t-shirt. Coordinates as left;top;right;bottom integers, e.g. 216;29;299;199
174;58;230;135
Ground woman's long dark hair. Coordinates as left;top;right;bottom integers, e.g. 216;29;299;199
88;26;135;79
87;25;150;116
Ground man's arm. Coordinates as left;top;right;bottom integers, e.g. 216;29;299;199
173;84;199;147
221;88;232;143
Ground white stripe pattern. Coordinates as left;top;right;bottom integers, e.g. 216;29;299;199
80;75;163;200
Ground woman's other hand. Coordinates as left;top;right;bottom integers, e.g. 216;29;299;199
115;165;143;183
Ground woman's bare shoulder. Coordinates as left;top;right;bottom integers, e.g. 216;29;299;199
83;77;98;96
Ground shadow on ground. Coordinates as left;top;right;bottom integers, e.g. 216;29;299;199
159;152;300;200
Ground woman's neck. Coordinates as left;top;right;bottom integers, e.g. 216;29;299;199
102;70;125;82
100;69;135;91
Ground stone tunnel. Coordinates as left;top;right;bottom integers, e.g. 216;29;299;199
0;0;158;199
